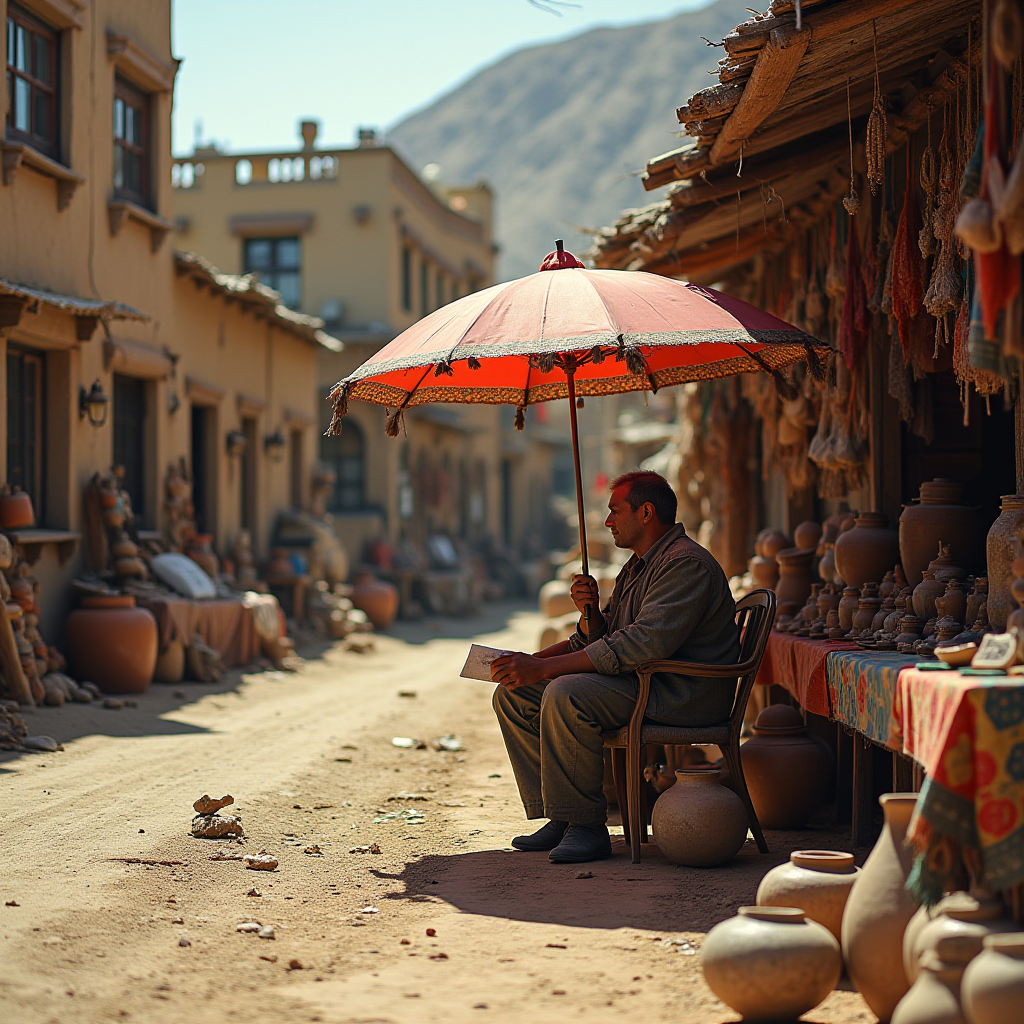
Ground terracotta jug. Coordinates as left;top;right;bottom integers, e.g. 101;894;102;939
838;585;860;632
927;544;968;585
892;934;976;1024
899;479;985;585
834;511;901;589
986;495;1024;630
740;705;832;830
650;766;747;867
775;546;815;608
757;850;859;941
0;485;34;529
852;586;883;635
913;570;947;621
961;933;1024;1024
351;572;399;630
841;793;919;1023
934;579;967;625
66;595;158;694
701;907;842;1022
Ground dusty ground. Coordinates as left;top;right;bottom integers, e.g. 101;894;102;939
0;603;874;1023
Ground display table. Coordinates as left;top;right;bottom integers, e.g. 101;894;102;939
826;650;917;743
135;595;260;668
755;631;860;716
890;667;1024;898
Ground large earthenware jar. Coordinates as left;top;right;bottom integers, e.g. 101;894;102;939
899;479;985;585
66;595;158;694
650;766;747;867
986;495;1024;630
775;547;815;607
834;511;901;590
904;893;1015;984
842;793;920;1023
740;705;832;830
351;572;399;630
961;933;1024;1024
701;906;842;1022
757;850;859;941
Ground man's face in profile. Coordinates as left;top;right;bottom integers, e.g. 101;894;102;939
605;484;646;550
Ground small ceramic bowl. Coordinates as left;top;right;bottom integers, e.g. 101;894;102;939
935;642;978;667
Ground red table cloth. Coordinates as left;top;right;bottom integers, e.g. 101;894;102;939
755;631;860;717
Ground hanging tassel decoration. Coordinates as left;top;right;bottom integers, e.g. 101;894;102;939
327;383;350;436
514;406;526;431
843;78;861;215
866;21;888;196
433;360;454;377
467;356;481;370
384;406;406;437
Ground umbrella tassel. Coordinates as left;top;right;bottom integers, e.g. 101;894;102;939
514;406;526;431
804;343;827;383
434;360;454;377
385;406;407;437
326;384;350;436
467;356;481;369
738;344;800;400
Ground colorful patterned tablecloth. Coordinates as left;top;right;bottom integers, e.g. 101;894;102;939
755;632;860;717
890;668;1024;899
824;650;917;744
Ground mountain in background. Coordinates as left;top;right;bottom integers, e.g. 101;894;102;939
387;0;748;281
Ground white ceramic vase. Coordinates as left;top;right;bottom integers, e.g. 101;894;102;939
892;934;976;1024
756;849;859;941
961;933;1024;1024
701;906;842;1022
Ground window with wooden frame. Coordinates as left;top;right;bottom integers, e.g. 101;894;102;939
5;3;59;159
113;77;150;207
6;347;44;513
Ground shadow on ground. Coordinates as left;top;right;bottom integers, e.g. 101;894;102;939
371;820;866;934
386;600;536;646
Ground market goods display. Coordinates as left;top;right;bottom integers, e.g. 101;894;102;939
701;906;842;1022
756;850;858;941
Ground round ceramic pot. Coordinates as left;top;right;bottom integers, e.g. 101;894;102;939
701;906;842;1022
966;578;989;626
899;479;985;585
834;512;901;590
961;933;1024;1024
794;521;823;551
650;766;747;867
842;793;919;1023
904;892;1015;984
775;547;816;608
853;593;883;634
0;488;34;529
187;534;219;579
913;571;947;622
838;586;860;632
351;573;399;631
987;495;1024;630
749;555;779;589
934;580;967;625
66;595;158;694
756;850;859;941
153;639;186;684
758;529;792;560
819;543;838;585
892;940;972;1024
740;705;832;830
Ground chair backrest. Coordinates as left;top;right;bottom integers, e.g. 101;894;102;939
728;588;776;728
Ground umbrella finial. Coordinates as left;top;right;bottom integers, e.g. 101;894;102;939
555;238;564;251
540;240;585;271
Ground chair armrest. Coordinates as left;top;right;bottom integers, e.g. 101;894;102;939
636;658;755;679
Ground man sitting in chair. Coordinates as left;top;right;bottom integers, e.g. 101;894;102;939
491;471;739;864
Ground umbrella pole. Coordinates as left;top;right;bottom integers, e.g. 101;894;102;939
565;369;592;638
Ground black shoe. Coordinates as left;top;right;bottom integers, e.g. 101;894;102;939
511;820;568;851
548;823;613;863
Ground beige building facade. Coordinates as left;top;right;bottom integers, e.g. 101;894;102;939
0;0;330;636
172;125;558;561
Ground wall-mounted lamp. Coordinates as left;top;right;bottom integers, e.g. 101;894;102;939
264;429;287;462
226;429;248;458
79;380;109;427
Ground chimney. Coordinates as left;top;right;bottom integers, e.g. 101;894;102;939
357;127;378;148
300;120;319;151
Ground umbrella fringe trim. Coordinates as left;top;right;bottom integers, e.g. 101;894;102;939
326;383;350;436
329;329;825;389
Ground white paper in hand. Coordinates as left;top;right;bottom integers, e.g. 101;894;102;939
460;644;510;682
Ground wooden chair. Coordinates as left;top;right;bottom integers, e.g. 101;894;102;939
603;589;776;864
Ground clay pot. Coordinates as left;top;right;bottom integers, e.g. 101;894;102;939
819;543;838;585
351;572;399;631
899;479;985;585
650;766;747;867
928;544;968;585
0;486;34;529
775;547;815;608
701;906;842;1022
904;893;1015;984
838;585;860;632
913;571;947;622
794;520;823;551
841;793;919;1023
961;933;1024;1024
66;595;158;695
756;850;859;941
853;588;883;635
934;580;967;625
834;511;901;590
758;528;792;560
187;534;219;579
749;555;779;589
987;495;1024;630
893;934;976;1024
153;639;186;684
740;705;832;830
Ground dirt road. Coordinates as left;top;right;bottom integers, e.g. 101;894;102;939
0;604;872;1023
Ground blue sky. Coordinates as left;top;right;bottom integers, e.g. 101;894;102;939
171;0;712;155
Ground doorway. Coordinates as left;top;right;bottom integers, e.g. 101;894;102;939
240;416;257;530
191;404;216;534
113;374;146;520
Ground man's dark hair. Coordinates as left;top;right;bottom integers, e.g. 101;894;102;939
610;471;677;525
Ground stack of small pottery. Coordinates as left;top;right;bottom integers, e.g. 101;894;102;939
701;906;842;1022
95;469;148;579
739;705;831;829
749;527;791;590
650;766;747;867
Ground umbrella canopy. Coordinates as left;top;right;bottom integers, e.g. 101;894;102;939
328;249;823;435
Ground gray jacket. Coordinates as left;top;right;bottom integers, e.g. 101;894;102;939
567;523;740;725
